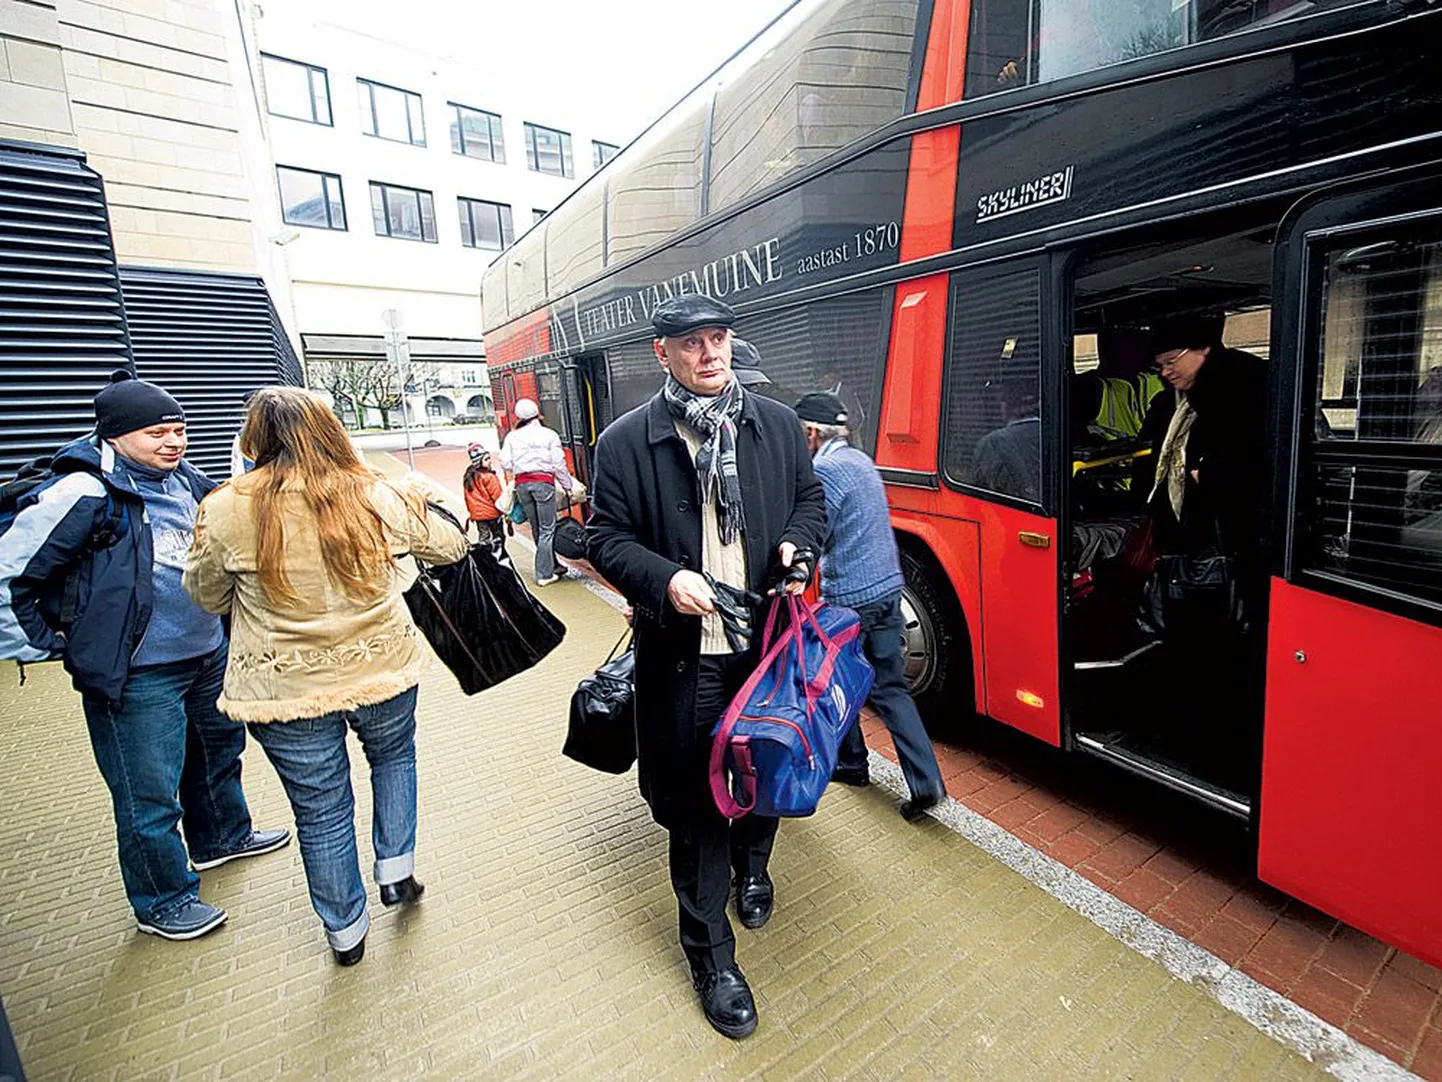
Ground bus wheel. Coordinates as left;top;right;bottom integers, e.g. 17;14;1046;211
899;546;973;734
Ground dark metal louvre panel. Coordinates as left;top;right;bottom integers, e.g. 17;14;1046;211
0;144;132;479
120;267;298;478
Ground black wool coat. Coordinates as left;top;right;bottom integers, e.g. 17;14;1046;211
587;390;828;830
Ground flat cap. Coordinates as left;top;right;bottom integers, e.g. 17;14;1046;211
794;391;848;426
730;337;771;386
651;294;735;337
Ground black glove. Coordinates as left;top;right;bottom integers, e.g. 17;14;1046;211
703;572;764;652
767;547;815;595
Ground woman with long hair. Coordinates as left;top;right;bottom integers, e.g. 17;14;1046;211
184;387;468;965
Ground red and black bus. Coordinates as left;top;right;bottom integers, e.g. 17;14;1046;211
482;0;1442;968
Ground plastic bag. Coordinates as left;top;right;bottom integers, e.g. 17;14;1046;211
495;480;516;515
405;542;565;694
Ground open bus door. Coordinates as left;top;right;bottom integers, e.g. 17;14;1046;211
1259;165;1442;968
558;355;603;493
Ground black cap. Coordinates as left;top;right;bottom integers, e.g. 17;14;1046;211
651;294;736;337
794;391;848;425
1150;313;1225;356
94;369;184;439
731;337;771;387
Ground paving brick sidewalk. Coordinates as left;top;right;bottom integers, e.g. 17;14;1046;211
0;532;1343;1081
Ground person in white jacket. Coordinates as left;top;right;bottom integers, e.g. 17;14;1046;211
498;398;577;585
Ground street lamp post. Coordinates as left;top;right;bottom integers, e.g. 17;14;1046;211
382;308;415;471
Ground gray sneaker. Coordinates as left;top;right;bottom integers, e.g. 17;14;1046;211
192;828;291;871
137;900;227;941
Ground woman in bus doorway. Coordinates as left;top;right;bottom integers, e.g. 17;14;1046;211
499;397;580;586
183;387;469;966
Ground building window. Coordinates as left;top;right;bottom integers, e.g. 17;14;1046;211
262;54;331;125
358;79;426;146
592;140;619;168
370;182;437;242
277;166;346;230
458;197;514;250
450;103;504;162
524;122;573;177
533;208;548;225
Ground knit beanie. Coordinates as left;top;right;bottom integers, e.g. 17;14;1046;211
94;369;185;439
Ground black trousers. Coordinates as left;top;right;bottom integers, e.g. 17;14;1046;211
668;652;779;977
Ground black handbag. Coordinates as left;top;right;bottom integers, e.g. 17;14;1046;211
564;630;636;774
405;523;566;694
553;490;588;561
1138;548;1242;638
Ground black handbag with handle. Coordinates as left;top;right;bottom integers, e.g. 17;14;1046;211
553;489;588;561
1137;547;1242;638
564;630;636;774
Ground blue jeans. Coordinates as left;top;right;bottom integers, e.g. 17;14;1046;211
81;644;253;921
838;593;945;801
516;481;557;582
248;687;419;950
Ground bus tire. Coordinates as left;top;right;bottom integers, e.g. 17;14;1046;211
898;543;975;735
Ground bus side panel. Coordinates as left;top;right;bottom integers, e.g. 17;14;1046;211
890;501;984;716
1258;579;1442;969
875;274;948;473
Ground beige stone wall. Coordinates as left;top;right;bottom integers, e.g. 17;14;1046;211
1;0;257;272
0;0;76;147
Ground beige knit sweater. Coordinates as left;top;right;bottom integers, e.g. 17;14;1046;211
183;475;469;723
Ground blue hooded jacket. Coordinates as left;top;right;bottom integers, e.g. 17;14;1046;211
0;435;216;706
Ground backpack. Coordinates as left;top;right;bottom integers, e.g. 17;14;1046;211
0;453;127;632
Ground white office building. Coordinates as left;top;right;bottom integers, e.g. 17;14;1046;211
242;2;623;427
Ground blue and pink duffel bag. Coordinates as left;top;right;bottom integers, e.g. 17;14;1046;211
709;595;875;819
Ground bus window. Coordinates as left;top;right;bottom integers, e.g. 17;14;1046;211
730;288;893;454
1302;235;1442;607
943;266;1044;506
607;103;707;265
966;0;1362;99
707;0;923;213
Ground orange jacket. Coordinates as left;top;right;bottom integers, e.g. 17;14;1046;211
464;469;504;521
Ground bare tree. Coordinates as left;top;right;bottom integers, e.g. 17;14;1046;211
305;356;437;430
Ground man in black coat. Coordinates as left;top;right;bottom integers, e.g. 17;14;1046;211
587;294;827;1040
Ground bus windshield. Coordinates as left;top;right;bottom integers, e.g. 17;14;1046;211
966;0;1367;97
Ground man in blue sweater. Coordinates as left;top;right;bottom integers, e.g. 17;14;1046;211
794;392;946;821
0;372;288;939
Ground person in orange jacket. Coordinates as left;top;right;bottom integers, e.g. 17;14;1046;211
462;444;506;549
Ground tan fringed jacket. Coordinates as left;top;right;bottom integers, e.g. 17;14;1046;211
183;475;469;723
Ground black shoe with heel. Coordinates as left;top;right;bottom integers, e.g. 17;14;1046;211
380;876;425;907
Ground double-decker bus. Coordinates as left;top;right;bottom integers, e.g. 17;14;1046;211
482;0;1442;967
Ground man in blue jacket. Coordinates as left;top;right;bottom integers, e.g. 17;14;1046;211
794;391;947;821
0;371;288;940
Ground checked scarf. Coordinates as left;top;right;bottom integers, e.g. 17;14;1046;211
662;373;747;544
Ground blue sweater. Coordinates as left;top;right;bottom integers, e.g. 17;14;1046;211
115;456;224;667
812;438;904;608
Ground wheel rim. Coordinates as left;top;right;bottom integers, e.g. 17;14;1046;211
898;585;937;696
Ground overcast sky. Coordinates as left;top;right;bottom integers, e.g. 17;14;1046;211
304;0;799;146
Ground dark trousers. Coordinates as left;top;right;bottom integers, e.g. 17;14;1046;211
837;593;945;801
668;652;779;977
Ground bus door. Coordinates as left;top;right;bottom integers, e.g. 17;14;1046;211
1259;167;1442;968
496;371;518;438
558;355;602;494
929;256;1064;745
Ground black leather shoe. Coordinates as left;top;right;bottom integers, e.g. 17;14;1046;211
900;790;944;823
734;874;774;930
693;965;757;1039
831;766;870;787
379;876;425;907
332;937;365;966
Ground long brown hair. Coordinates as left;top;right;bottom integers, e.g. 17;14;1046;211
241;387;397;605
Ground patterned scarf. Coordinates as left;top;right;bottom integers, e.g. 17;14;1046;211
662;372;746;544
1149;390;1197;521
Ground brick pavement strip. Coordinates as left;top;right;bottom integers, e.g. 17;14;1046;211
0;539;1346;1082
